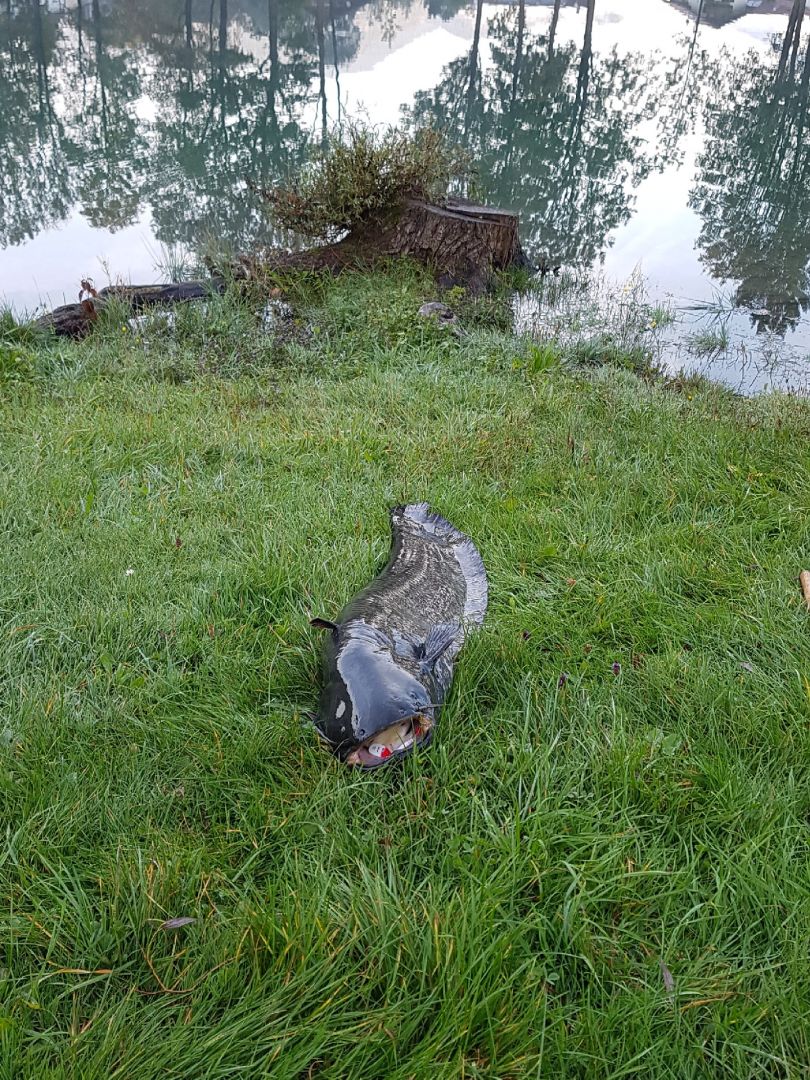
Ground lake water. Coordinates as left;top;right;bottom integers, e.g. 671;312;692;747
1;0;809;392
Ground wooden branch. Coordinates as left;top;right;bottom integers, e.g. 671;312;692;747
800;570;810;609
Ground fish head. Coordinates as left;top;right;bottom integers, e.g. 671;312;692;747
316;620;434;752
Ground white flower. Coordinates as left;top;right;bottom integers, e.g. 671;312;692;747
125;568;135;577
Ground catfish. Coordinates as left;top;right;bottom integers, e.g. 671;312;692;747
311;503;487;768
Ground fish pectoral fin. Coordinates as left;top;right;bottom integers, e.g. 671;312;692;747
392;629;422;661
310;617;339;634
420;622;461;672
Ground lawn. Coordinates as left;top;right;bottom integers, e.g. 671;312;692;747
1;264;809;1077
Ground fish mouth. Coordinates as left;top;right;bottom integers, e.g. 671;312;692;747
345;714;433;768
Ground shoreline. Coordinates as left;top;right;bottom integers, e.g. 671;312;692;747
5;257;809;398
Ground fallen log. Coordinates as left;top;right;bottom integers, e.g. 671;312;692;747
35;281;225;339
35;198;528;338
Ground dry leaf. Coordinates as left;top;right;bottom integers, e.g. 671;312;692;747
160;917;197;931
659;959;675;996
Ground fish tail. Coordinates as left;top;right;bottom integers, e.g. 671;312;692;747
391;503;488;625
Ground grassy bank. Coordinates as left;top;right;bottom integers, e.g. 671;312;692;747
1;263;809;1078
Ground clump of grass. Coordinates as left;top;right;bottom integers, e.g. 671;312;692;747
533;267;585;306
260;124;468;242
524;340;563;373
0;340;35;382
516;269;671;378
663;368;724;397
688;325;730;356
567;333;660;379
0;307;36;342
645;304;676;332
442;283;513;332
0;307;42;382
145;240;196;284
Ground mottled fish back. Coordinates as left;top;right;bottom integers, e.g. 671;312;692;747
340;502;488;645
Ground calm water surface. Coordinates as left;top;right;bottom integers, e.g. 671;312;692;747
2;0;809;391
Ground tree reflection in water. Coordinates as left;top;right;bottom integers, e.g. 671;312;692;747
407;0;667;267
0;3;73;247
690;20;810;335
0;0;366;254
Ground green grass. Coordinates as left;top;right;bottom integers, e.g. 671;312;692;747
1;262;809;1078
687;327;731;358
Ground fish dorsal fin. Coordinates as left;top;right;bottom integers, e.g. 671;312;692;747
391;504;488;627
310;617;339;634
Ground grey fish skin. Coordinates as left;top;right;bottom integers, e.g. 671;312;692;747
313;503;488;760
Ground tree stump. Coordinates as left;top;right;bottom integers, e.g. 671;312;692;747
379;198;528;291
238;198;527;283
